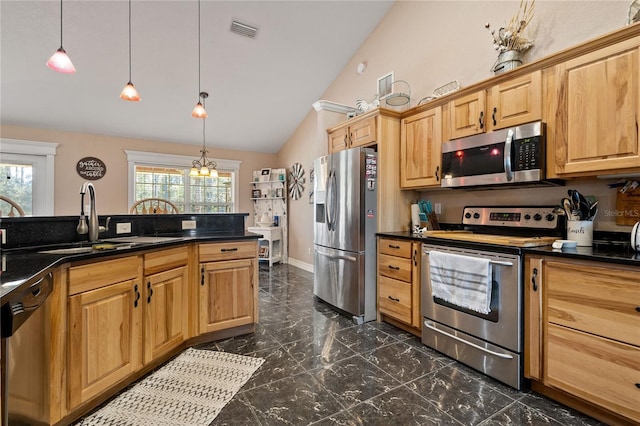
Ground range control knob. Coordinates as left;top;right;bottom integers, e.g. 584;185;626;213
533;213;542;221
473;213;480;219
464;212;472;219
546;213;555;222
524;214;531;220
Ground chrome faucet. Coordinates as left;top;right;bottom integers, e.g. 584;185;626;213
77;182;110;242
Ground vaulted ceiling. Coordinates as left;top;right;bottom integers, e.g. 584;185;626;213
1;0;394;153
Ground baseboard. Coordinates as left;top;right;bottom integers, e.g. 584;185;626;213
286;257;314;272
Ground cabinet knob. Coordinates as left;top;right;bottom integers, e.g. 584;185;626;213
200;266;205;286
479;111;484;129
388;244;400;249
221;248;238;252
492;107;497;126
147;281;153;304
532;267;538;291
388;265;400;270
388;296;400;302
435;166;440;181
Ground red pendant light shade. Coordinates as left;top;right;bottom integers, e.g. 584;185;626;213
192;0;207;118
120;0;140;101
47;47;76;73
47;0;76;73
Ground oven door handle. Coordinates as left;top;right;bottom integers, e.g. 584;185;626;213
423;321;514;359
422;251;513;267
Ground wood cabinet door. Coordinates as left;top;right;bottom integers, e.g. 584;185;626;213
553;37;640;175
68;279;142;409
328;127;349;153
524;257;543;381
143;266;188;364
448;90;486;139
400;106;442;188
490;71;542;130
349;116;377;148
199;258;255;333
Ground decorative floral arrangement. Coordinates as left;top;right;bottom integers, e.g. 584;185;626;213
485;0;535;53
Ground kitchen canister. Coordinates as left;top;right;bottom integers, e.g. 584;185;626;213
567;220;593;246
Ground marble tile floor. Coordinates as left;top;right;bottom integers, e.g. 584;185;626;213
200;263;605;426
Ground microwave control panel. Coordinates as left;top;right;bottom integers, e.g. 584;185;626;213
513;136;543;171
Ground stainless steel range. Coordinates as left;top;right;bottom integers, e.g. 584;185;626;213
421;205;562;390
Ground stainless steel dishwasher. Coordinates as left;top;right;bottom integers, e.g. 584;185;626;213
1;272;53;426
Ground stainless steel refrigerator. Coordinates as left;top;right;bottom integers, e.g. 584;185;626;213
313;147;377;324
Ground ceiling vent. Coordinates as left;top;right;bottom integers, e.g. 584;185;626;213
230;20;258;39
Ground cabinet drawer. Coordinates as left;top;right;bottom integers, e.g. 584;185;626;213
546;324;640;423
69;256;141;295
546;261;640;346
199;241;257;262
378;238;412;258
378;253;412;282
143;246;189;275
378;275;412;324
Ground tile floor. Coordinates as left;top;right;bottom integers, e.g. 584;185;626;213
200;263;605;426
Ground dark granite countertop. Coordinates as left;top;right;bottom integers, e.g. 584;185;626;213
1;231;261;304
377;231;640;267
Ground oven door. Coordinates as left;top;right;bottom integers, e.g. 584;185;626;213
421;244;522;352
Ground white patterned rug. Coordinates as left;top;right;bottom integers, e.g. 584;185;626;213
77;348;264;426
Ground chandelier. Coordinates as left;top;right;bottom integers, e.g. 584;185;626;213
190;92;218;177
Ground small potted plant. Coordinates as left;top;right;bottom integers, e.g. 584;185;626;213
485;0;535;74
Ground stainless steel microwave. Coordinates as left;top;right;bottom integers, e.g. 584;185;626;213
441;121;548;188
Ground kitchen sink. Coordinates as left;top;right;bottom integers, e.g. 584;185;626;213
38;247;96;255
104;236;184;244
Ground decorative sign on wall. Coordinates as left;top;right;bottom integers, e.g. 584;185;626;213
288;162;305;200
76;157;107;180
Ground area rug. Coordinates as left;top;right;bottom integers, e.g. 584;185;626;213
77;348;264;426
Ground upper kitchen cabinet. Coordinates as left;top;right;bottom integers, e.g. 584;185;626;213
544;36;640;177
328;114;377;153
400;106;442;188
327;108;413;232
447;71;542;139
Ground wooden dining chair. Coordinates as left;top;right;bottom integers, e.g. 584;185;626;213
0;195;26;217
129;198;179;214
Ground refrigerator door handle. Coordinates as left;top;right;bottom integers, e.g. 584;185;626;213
325;169;333;231
314;247;357;262
330;169;338;231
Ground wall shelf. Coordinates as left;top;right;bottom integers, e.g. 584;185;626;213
249;168;288;265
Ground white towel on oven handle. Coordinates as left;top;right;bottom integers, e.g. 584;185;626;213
429;250;492;315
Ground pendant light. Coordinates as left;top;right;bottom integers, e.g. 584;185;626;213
191;0;207;118
190;92;218;177
46;0;76;73
120;0;141;101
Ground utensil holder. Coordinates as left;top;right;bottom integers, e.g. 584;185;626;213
567;221;593;246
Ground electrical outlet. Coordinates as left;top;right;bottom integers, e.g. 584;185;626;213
182;220;197;230
435;203;442;215
116;222;132;234
0;229;6;245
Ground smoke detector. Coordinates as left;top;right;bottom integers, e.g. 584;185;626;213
230;20;259;38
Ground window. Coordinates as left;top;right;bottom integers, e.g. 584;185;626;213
126;150;241;214
0;139;58;215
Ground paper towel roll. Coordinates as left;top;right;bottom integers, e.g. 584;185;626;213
411;204;421;229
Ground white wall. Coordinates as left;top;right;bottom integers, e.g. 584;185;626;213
277;1;632;266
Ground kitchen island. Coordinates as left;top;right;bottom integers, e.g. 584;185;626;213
0;214;262;426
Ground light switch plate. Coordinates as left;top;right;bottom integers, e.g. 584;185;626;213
116;222;132;234
182;220;197;230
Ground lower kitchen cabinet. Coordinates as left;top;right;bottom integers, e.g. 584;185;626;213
67;256;143;410
143;247;189;364
376;237;421;334
525;256;640;424
198;241;259;334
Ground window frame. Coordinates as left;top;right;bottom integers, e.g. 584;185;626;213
0;138;58;215
125;150;241;213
